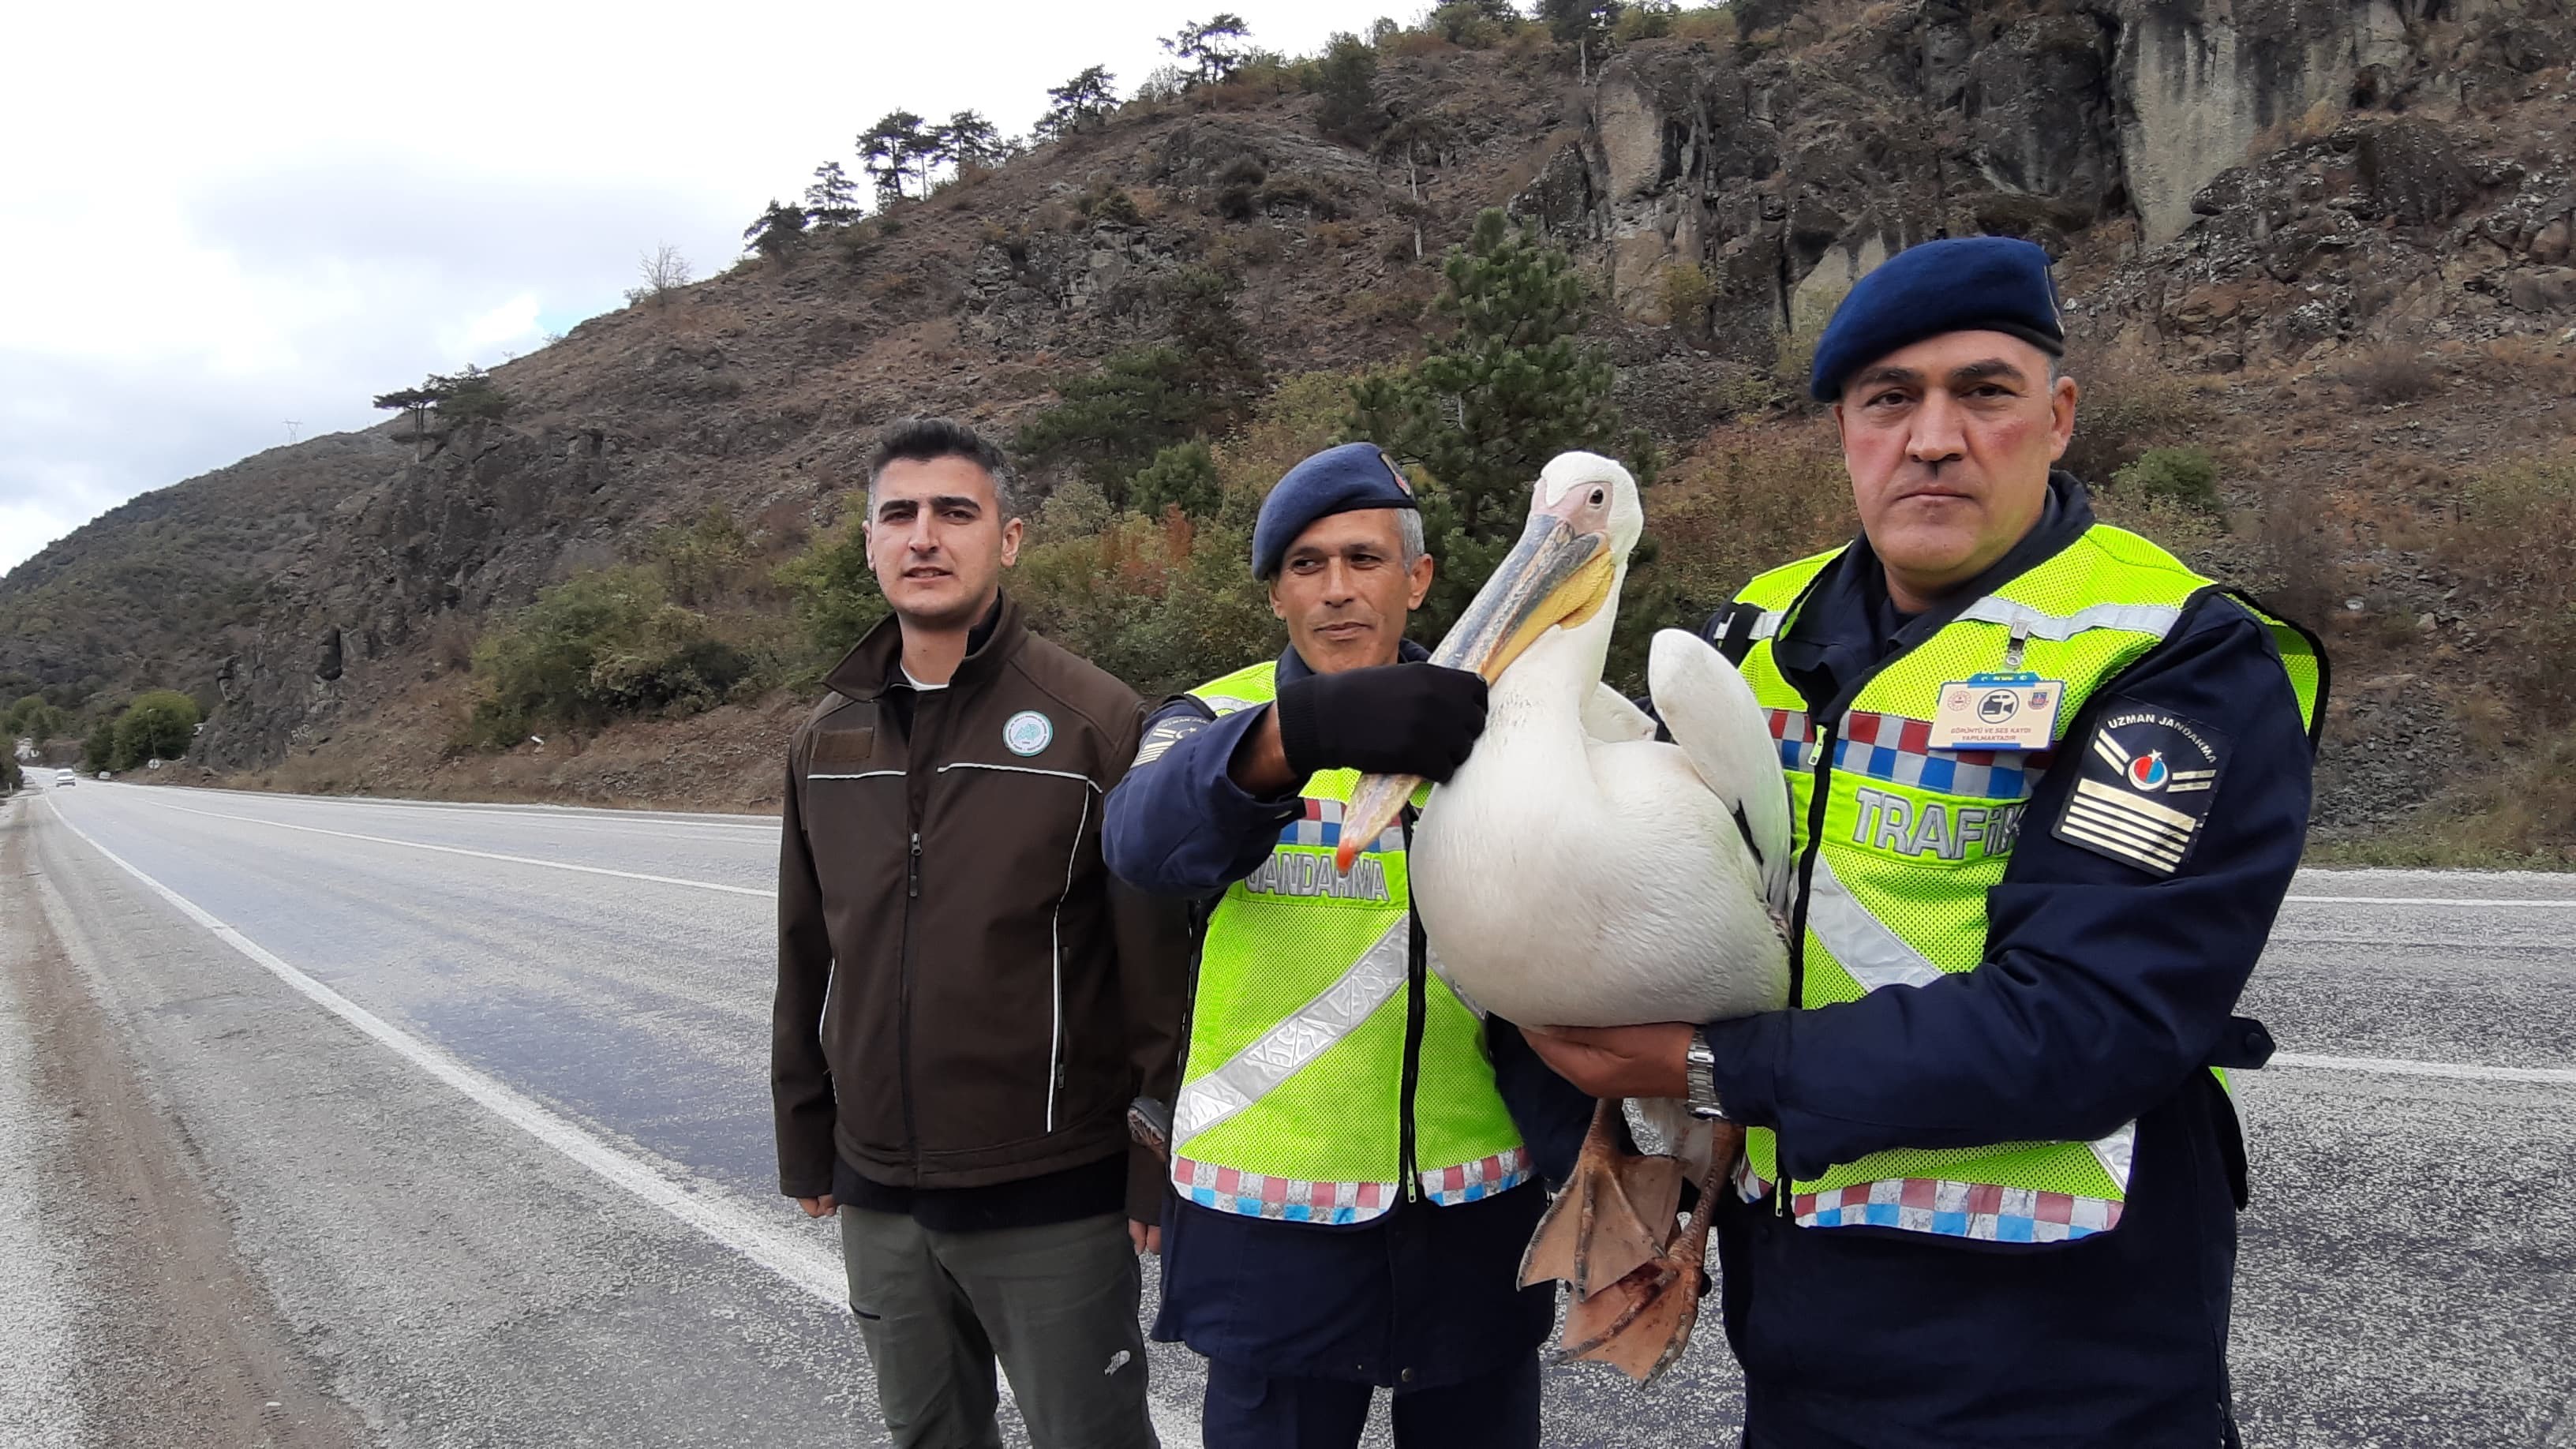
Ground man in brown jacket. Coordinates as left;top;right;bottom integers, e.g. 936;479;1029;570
773;417;1186;1449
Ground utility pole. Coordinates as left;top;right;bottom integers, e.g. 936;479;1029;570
283;419;301;444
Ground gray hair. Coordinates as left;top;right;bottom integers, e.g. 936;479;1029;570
1397;506;1425;567
865;416;1018;517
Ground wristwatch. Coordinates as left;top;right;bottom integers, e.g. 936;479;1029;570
1683;1031;1728;1121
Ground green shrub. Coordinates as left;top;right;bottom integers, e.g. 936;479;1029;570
3;693;66;743
1013;510;1278;697
1077;181;1144;226
1657;263;1716;331
83;721;117;773
1428;0;1520;47
2344;346;2442;406
1615;1;1678;41
460;567;751;747
2110;447;2221;513
1130;440;1226;518
647;506;754;606
2061;361;2210;485
774;519;891;659
1771;322;1824;402
1649;425;1853;620
2447;455;2576;715
110;690;201;769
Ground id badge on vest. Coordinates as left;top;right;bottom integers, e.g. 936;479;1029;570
1928;672;2061;751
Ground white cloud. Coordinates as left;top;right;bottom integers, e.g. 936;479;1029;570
0;0;1409;577
453;294;547;358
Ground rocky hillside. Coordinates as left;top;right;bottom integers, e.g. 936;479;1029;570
5;0;2572;853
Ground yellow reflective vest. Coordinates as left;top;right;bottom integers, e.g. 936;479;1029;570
1722;522;2324;1243
1169;661;1528;1225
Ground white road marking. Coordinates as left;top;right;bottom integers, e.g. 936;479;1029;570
40;795;1202;1444
222;796;777;834
84;780;776;832
2283;895;2576;908
45;796;841;1297
2271;1051;2576;1086
137;797;774;899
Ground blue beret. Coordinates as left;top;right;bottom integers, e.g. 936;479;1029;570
1809;236;2065;402
1252;443;1420;579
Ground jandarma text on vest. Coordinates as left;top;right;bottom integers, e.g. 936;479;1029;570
1239;852;1392;903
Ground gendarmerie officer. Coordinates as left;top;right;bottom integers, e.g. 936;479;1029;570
1103;444;1589;1449
1526;238;2327;1447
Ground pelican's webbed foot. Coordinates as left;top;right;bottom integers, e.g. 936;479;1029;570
1530;1112;1743;1385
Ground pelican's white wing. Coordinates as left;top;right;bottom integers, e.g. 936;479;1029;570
1580;682;1657;743
1649;629;1793;912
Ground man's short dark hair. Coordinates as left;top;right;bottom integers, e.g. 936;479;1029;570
866;417;1017;515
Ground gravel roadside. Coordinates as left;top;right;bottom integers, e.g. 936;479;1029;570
0;801;367;1448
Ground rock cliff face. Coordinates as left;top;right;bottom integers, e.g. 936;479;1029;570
1520;0;2572;365
4;0;2570;793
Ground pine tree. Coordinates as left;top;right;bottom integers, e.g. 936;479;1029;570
1163;14;1253;88
371;383;446;459
1016;267;1265;504
82;720;116;773
803;160;860;224
1346;208;1644;630
1166;266;1265;429
432;365;511;425
1314;32;1383;144
744;199;810;259
1537;0;1621;80
1035;66;1119;140
940;110;1012;172
859;110;934;201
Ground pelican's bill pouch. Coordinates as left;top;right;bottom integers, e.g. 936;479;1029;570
1926;671;2061;751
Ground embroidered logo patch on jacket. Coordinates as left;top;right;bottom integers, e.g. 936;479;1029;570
2051;700;2227;877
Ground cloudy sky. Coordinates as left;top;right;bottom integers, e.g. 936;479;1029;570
0;0;1416;578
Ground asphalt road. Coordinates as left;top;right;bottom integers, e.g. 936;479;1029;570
2;777;2571;1447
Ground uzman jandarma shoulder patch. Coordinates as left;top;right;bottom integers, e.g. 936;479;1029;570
2050;697;2230;878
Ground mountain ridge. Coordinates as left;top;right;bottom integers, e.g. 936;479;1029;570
6;0;2571;853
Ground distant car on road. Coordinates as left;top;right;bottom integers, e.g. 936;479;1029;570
55;768;77;787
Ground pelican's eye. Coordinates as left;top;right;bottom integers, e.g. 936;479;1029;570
1589;487;1605;506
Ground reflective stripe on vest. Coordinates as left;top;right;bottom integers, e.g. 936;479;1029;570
1728;523;2323;1245
1171;660;1528;1225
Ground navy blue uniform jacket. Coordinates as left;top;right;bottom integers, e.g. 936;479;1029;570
1705;477;2321;1448
1102;641;1593;1390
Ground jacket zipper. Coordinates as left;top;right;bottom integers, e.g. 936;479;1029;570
898;689;943;1180
898;825;922;1176
1397;808;1428;1204
1778;719;1834;1215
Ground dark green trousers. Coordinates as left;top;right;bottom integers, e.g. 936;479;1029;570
838;1208;1157;1449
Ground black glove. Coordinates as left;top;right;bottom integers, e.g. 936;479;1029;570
1273;664;1488;782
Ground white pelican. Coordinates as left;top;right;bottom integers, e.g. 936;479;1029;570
1335;451;1792;1382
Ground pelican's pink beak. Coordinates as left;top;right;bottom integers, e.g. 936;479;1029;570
1331;489;1617;874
